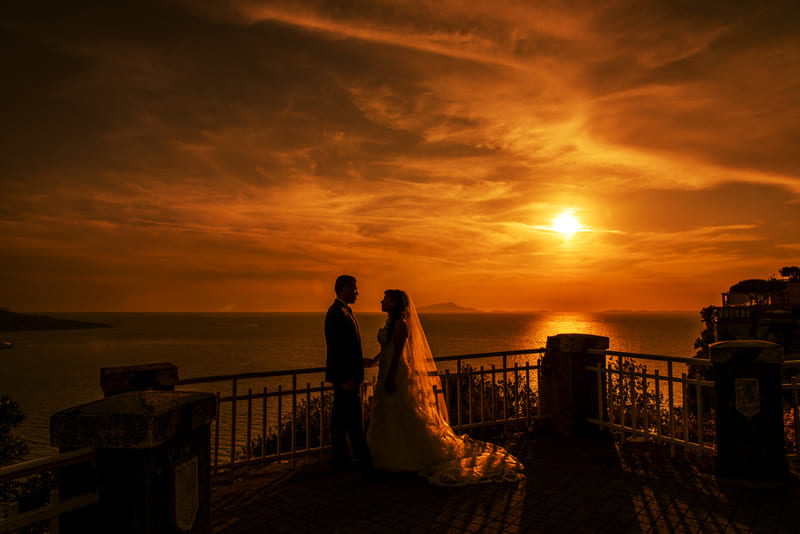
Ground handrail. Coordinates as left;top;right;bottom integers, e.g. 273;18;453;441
177;348;547;385
178;367;327;385
0;492;100;533
589;349;713;366
590;349;800;369
434;348;545;362
0;447;95;484
0;447;99;534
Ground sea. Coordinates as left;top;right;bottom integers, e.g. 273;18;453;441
0;311;703;460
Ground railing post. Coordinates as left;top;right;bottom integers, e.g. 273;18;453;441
711;340;789;483
540;333;610;436
51;363;217;533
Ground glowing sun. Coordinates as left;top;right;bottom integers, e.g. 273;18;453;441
552;211;583;237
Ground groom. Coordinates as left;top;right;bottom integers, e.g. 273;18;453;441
325;275;373;472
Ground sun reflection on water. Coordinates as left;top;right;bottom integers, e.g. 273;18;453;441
534;313;618;343
519;311;696;405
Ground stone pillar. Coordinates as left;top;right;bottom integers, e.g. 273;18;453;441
51;389;217;533
101;362;179;397
711;340;789;482
540;333;610;436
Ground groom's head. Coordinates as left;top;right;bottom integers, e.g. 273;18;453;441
335;275;358;304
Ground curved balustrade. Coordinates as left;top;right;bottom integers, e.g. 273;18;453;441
173;345;800;474
176;348;546;473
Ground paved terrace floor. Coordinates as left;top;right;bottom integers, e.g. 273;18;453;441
210;434;800;533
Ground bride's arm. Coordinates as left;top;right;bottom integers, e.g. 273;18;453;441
385;319;408;394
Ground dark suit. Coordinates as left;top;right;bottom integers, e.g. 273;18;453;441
325;299;371;467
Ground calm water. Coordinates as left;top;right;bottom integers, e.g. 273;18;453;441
0;311;703;458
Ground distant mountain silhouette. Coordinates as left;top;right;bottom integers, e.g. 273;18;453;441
0;309;110;332
417;302;480;313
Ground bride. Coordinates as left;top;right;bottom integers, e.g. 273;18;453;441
366;289;524;486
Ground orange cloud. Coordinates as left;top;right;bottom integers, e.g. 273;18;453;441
1;1;799;312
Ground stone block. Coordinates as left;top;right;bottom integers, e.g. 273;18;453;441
101;362;179;397
711;340;788;483
51;390;217;533
540;333;610;436
51;390;216;449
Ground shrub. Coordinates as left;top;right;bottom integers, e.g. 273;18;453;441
1;394;52;534
605;358;716;446
240;392;333;460
439;363;538;432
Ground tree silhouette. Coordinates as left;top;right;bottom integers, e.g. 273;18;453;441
779;266;800;282
0;394;28;466
728;278;787;306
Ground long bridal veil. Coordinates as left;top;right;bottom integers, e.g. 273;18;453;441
403;295;450;426
400;294;524;485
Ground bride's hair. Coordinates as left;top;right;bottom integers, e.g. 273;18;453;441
384;289;410;325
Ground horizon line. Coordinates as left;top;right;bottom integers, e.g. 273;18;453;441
5;308;702;314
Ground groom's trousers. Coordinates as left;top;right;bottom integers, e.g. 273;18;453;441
331;384;372;467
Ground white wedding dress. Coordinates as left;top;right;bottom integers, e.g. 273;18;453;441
366;296;524;486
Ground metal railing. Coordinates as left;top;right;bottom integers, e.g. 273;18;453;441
175;345;800;472
586;350;715;457
436;349;545;432
587;351;800;460
177;348;545;474
0;448;98;534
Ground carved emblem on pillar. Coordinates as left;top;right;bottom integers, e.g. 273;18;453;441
734;377;760;420
174;456;199;532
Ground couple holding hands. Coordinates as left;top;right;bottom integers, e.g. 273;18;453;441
324;275;524;486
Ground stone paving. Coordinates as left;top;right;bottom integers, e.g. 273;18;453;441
210;434;800;533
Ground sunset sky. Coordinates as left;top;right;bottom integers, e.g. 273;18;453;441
2;1;799;313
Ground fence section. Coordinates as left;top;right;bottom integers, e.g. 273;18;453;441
586;350;716;457
177;348;545;473
0;447;97;534
177;367;329;474
437;349;545;432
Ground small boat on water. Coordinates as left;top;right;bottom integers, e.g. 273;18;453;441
0;341;13;350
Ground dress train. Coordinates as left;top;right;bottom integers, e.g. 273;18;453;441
367;319;524;486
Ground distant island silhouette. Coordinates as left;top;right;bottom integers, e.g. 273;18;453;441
418;302;480;313
0;309;110;332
